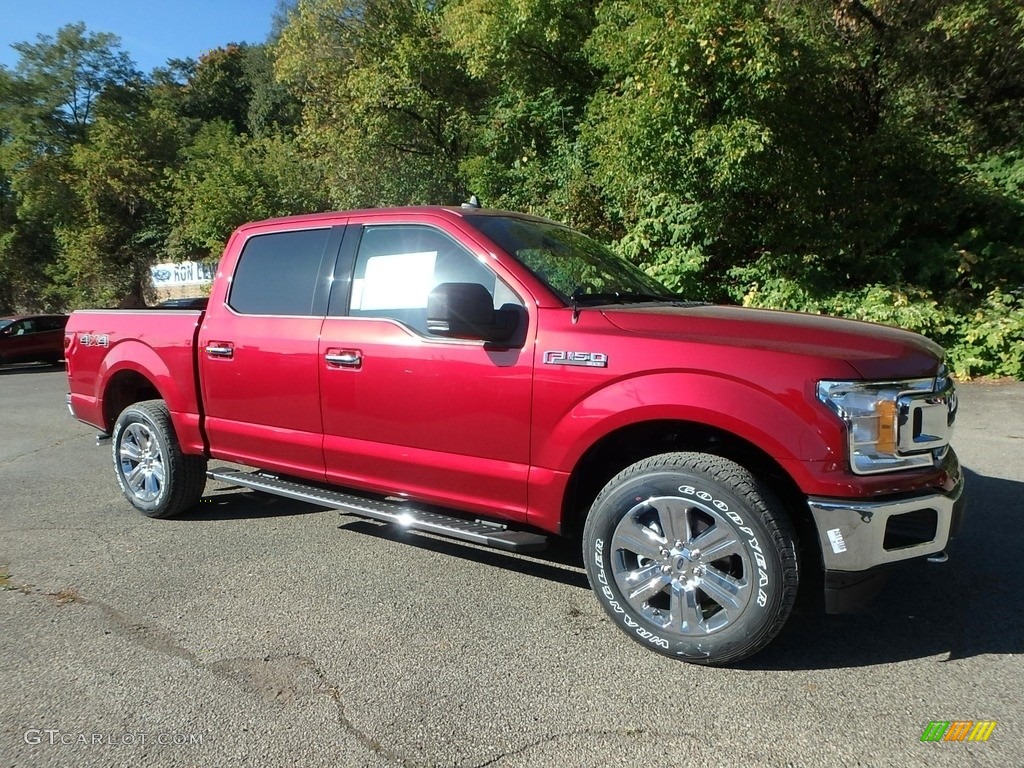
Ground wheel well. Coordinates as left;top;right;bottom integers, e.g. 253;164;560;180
561;420;813;546
102;371;161;431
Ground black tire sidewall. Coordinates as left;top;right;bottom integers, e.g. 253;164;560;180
112;404;174;517
584;466;789;663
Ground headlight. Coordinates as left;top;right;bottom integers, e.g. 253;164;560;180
817;374;955;475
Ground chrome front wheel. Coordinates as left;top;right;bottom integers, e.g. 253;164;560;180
583;452;799;665
611;494;754;637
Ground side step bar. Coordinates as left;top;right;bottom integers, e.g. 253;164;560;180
208;469;549;554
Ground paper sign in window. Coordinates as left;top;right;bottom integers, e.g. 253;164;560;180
351;251;437;310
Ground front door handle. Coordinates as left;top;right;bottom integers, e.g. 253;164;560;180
325;349;361;368
205;342;234;358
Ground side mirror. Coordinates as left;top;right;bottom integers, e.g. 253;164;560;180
427;283;519;344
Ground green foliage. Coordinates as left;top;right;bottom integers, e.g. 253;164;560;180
949;289;1024;379
165;122;328;259
49;94;182;308
176;45;255;133
0;6;1021;377
276;0;478;207
0;24;141;312
616;194;711;299
8;22;139;144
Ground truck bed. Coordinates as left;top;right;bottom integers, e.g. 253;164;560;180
65;309;206;452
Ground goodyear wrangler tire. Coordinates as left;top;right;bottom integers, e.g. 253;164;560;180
112;400;207;518
583;452;798;665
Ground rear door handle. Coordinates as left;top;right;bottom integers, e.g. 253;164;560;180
205;342;234;359
325;349;361;368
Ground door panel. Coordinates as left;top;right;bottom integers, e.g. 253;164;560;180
201;313;327;478
199;226;341;480
320;318;532;518
319;223;533;520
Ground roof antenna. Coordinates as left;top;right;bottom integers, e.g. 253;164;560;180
461;194;481;209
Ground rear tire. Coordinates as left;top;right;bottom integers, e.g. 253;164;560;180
583;452;799;665
111;399;207;518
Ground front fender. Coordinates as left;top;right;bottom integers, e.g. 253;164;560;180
534;371;845;473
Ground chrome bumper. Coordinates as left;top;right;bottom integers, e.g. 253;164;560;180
807;466;966;572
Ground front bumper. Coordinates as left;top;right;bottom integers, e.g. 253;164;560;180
807;452;966;573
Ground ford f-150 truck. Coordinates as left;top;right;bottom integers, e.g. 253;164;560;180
65;204;964;665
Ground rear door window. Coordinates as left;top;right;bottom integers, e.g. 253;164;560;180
229;228;332;315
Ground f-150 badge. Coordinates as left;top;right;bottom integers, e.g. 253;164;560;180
543;351;608;368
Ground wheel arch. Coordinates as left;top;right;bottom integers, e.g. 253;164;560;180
95;340;204;454
102;368;162;432
560;419;811;541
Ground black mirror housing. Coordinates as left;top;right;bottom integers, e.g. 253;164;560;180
427;283;519;344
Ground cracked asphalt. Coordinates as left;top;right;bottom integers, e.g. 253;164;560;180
1;364;1022;767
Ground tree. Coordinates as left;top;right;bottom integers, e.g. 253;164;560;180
9;22;139;145
51;90;181;308
165;121;328;260
443;0;603;226
276;0;482;207
0;23;139;312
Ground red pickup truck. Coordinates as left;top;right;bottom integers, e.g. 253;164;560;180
65;205;964;665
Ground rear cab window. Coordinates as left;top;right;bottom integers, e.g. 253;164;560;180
228;228;332;316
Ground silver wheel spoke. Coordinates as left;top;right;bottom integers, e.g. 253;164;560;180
649;498;689;545
623;564;669;603
126;424;149;446
151;459;165;487
126;464;146;492
698;565;749;612
119;441;142;462
611;517;665;561
669;582;704;633
143;470;159;496
690;523;743;561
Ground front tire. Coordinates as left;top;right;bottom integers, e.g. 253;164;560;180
583;452;798;665
111;400;207;518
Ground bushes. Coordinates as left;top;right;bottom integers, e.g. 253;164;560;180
734;279;1024;380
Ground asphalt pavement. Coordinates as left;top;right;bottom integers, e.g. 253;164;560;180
1;364;1021;767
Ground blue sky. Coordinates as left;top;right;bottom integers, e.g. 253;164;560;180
0;0;283;74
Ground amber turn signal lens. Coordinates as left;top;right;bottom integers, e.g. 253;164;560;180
875;399;897;455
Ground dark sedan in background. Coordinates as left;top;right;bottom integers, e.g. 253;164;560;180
0;314;69;366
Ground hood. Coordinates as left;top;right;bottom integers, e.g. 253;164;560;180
601;304;944;380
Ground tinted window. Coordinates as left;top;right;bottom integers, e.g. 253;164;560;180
229;229;330;315
346;225;521;335
38;316;67;331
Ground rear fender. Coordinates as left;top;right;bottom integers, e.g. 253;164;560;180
95;341;203;452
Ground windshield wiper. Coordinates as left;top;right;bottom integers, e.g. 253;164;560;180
570;290;675;306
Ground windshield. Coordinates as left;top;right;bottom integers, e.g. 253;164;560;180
467;216;676;305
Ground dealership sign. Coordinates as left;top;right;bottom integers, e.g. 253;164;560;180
150;261;215;288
